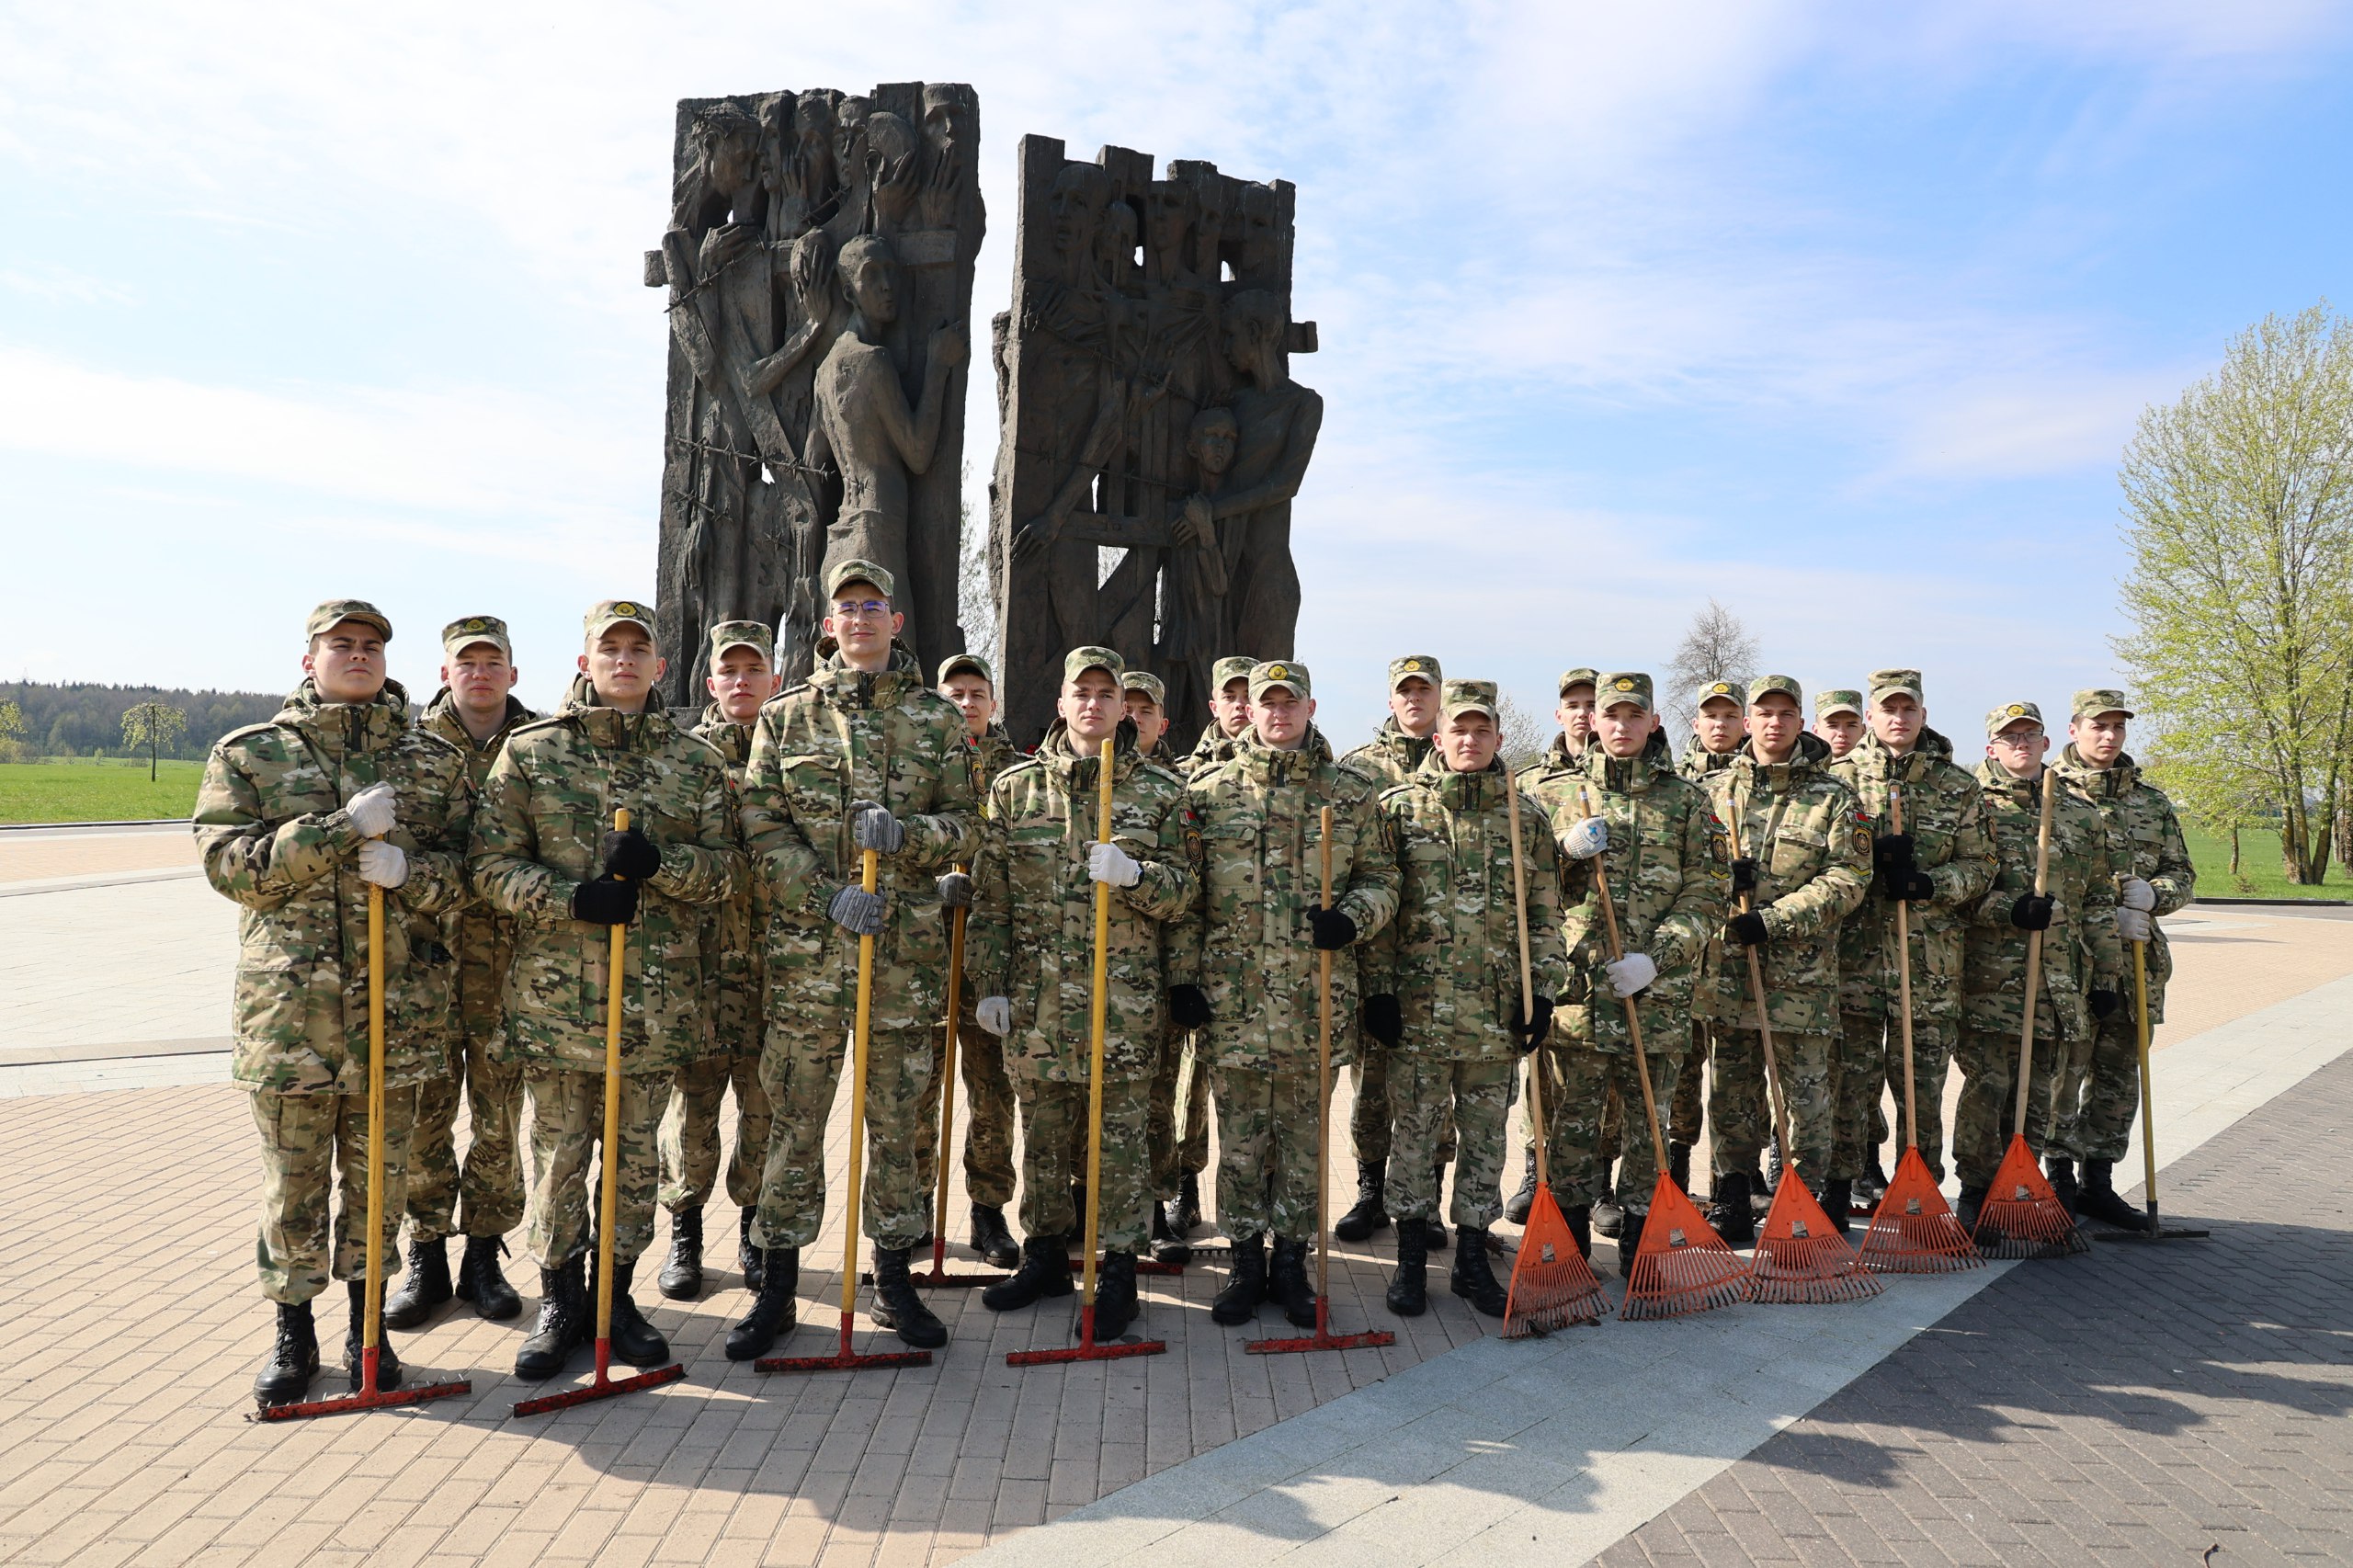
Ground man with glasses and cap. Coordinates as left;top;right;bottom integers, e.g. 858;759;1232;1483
386;616;538;1332
471;598;746;1381
200;599;475;1407
2048;688;2193;1232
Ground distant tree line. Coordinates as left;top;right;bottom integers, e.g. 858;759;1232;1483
1;681;286;761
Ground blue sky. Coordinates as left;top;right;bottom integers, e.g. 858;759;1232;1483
2;2;2346;745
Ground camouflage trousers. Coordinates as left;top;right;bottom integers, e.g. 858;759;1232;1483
756;1020;934;1254
1149;1027;1212;1196
2052;1010;2143;1164
250;1086;419;1304
1835;1013;1956;1184
522;1066;666;1267
1708;1028;1834;1186
1387;1055;1514;1229
1209;1058;1332;1244
1016;1072;1154;1253
915;996;1017;1210
1547;1046;1677;1213
1668;1021;1710;1147
1353;1031;1458;1170
405;1031;525;1242
1953;1027;2066;1189
658;1048;772;1212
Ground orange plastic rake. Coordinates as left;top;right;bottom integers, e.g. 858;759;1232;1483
1855;781;1981;1275
1250;808;1401;1355
1974;767;2086;1261
760;846;936;1376
1584;787;1749;1322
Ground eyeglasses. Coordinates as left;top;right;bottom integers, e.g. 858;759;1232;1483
832;600;890;620
1989;730;2044;746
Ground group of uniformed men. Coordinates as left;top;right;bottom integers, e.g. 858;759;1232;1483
200;566;2192;1409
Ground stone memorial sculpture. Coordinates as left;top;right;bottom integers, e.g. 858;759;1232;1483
646;85;983;700
990;137;1319;746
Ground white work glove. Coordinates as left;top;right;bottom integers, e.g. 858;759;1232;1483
2120;877;2156;912
1561;816;1608;861
976;996;1012;1037
346;782;396;839
2116;907;2154;943
1606;951;1657;999
357;839;408;889
1088;840;1142;888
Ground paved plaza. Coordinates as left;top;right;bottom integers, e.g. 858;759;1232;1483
2;824;2350;1564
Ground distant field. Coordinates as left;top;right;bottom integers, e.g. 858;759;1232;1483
0;760;203;824
2183;824;2352;901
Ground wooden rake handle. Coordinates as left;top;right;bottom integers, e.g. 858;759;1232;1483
1720;806;1794;1163
2013;765;2056;1137
1079;736;1116;1314
1890;782;1920;1153
1504;785;1542;1187
1581;786;1666;1172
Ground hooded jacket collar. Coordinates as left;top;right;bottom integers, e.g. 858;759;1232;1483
276;676;413;756
2052;742;2139;800
1366;717;1434;771
560;673;674;751
1234;724;1336;786
1975;757;2050;807
1731;728;1832;793
1578;735;1674;796
421;686;533;752
1847;726;1955;784
806;643;924;710
1415;747;1511;811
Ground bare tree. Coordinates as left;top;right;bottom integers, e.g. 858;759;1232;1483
1665;598;1759;745
956;485;1000;678
1495;690;1552;775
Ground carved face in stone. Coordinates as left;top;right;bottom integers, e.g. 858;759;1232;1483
792;92;836;184
694;111;758;194
921;85;969;161
1047;164;1108;267
1222;290;1285;375
835;97;872;186
837;235;898;325
1187;408;1238;479
1146;184;1193;261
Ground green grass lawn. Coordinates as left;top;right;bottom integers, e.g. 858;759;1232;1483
2182;824;2353;900
0;759;204;824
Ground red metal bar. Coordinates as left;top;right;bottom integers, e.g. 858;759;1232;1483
1006;1303;1167;1367
510;1334;685;1417
1245;1294;1396;1356
759;1308;934;1374
256;1349;472;1422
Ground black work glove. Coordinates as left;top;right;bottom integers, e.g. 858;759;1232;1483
1361;994;1403;1046
1730;857;1759;896
1871;831;1915;876
1726;911;1769;948
1507;994;1553;1052
601;825;660;882
1885;868;1936;903
2089;987;2122;1020
571;876;639;926
2009;892;2054;932
1168;983;1212;1029
1309;904;1358;950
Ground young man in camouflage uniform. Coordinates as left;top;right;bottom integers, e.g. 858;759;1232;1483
1826;671;1994;1224
1176;661;1400;1327
386;615;536;1332
1118;665;1199;1260
967;648;1199;1338
1954;703;2125;1229
732;560;979;1358
652;621;782;1301
1363;679;1567;1316
199;599;473;1405
471;599;745;1380
1670;678;1749;1196
2049;688;2193;1230
1700;676;1871;1244
1813;689;1865;762
1182;654;1257;778
1334;654;1449;1249
1122;669;1179;767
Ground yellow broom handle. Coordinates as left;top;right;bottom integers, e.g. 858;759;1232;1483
1891;782;1919;1152
598;807;629;1345
2013;767;2056;1137
1081;737;1115;1312
842;844;880;1322
364;867;386;1358
1315;807;1335;1303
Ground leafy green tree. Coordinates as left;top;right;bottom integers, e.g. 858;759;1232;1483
120;701;188;782
2117;302;2353;885
0;699;22;763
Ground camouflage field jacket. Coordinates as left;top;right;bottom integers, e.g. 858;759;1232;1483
2050;745;2195;1023
1963;762;2125;1042
196;679;472;1095
690;703;764;1059
419;688;538;1051
1338;719;1432;791
1830;730;1995;1022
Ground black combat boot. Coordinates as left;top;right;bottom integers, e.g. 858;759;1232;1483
381;1237;449;1330
2078;1159;2151;1231
2044;1156;2081;1217
1148;1203;1192;1266
515;1256;587;1381
1423;1168;1451;1250
597;1256;671;1367
1956;1185;1987;1232
1667;1142;1692;1192
1449;1227;1507;1318
1385;1221;1428;1316
1709;1170;1755;1246
1856;1157;1889;1204
983;1235;1074;1312
658;1208;703;1301
1503;1149;1538;1225
1169;1173;1202;1235
1563;1204;1593;1260
726;1245;799;1360
1211;1233;1267;1325
739;1207;766;1290
1335;1161;1390;1242
1268;1236;1319;1328
253;1301;318;1407
1089;1250;1142;1341
1821;1178;1853;1241
1594;1199;1624;1239
454;1234;522;1320
870;1245;948;1348
344;1278;404;1391
970;1203;1021;1269
1616;1207;1646;1280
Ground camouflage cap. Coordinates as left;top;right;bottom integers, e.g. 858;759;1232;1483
1815;688;1864;720
1695;678;1742;710
1869;667;1925;706
824;557;895;601
1212;654;1256;688
2072;687;2134;721
1388;653;1441;691
1557;666;1600;698
1440;678;1500;722
307;598;392;642
585;599;657;643
938;652;994;686
1747;674;1803;707
1121;669;1167;706
708;619;774;664
1596;671;1653;713
1986;699;2045;738
439;614;508;657
1248;659;1311;702
1063;644;1124;685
